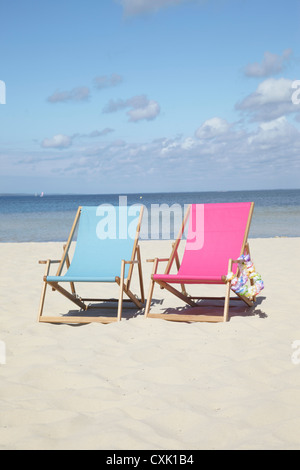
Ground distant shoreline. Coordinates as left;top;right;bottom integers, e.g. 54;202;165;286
1;187;300;197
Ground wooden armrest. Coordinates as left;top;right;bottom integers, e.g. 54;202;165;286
146;258;170;263
38;260;60;264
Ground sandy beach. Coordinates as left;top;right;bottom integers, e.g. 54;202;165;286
1;237;300;450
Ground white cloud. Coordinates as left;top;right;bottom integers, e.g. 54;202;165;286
248;116;299;146
93;74;123;89
259;116;288;131
103;95;148;113
244;49;292;77
41;134;72;149
24;72;300;191
236;77;299;121
81;119;299;185
103;94;160;122
181;136;197;149
195;117;231;139
47;86;90;103
81;128;115;138
47;74;123;103
117;0;190;16
128;99;160;122
246;78;292;104
8;111;300;193
103;98;128;113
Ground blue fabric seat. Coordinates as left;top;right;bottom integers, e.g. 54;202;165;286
46;206;139;282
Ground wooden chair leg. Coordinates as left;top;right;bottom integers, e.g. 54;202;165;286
137;245;145;303
223;258;233;322
223;281;231;322
37;260;51;322
117;260;126;321
144;258;158;318
63;244;76;295
174;249;187;296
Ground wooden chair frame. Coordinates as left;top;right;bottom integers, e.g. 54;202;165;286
38;206;145;324
144;203;255;323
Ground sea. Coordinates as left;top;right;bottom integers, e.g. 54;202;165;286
0;189;299;242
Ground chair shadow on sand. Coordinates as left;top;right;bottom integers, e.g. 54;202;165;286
146;295;267;322
46;296;266;325
57;299;165;325
59;300;146;324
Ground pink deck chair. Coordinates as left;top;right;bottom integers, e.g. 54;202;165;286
144;202;257;322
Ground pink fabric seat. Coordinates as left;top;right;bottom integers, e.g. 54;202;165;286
153;202;252;284
145;202;256;323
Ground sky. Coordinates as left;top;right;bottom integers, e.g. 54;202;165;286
0;0;300;194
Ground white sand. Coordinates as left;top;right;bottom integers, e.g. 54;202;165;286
0;238;300;450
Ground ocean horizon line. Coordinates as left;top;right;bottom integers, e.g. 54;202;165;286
1;187;300;197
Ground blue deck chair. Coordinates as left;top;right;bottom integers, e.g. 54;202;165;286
38;205;144;323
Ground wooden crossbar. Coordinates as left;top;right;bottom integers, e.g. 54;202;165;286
39;316;118;324
146;313;224;323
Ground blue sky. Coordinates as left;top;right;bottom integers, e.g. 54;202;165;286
1;0;300;194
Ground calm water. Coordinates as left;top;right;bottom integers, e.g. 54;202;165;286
0;189;299;242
